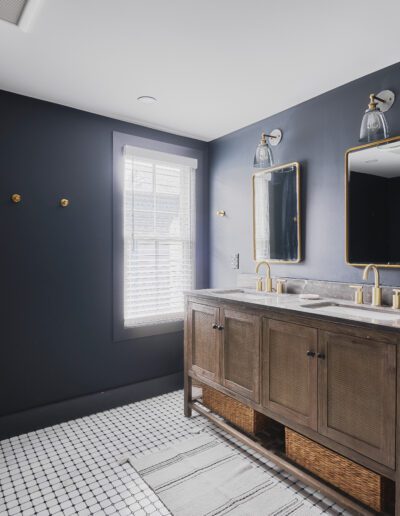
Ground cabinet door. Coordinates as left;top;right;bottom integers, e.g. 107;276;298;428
318;331;396;468
187;302;220;383
221;308;260;402
262;319;318;430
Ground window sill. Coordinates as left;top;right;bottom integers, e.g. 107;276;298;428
114;319;184;341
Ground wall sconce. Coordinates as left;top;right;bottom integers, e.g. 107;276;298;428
359;90;395;143
253;129;282;169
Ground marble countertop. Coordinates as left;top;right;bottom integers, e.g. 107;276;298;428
185;288;400;332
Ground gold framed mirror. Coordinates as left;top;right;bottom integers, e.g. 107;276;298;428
252;161;301;263
345;136;400;268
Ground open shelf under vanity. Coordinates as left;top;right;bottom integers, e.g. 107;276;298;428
190;388;395;516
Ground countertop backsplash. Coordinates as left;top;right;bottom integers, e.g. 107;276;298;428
237;273;399;307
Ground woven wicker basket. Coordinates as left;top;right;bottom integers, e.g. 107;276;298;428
285;428;392;512
202;386;268;434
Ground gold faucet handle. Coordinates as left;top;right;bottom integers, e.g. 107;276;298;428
256;277;263;292
276;279;286;295
393;289;400;310
349;285;363;305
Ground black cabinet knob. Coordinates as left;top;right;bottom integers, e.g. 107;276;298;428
217;325;224;331
317;353;325;359
212;323;218;329
306;350;315;357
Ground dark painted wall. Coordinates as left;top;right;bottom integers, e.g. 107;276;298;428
0;90;208;418
209;62;400;288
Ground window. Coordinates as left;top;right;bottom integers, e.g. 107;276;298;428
123;145;196;328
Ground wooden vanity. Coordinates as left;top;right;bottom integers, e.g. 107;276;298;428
184;291;400;515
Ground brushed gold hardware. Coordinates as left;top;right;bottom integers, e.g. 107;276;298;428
216;210;226;217
349;285;364;305
253;161;301;264
276;279;286;295
60;198;69;207
362;264;382;306
368;93;392;109
256;277;263;292
255;260;272;292
11;193;21;203
345;135;400;268
368;93;378;111
393;289;400;310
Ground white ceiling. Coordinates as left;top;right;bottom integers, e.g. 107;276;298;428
0;0;400;142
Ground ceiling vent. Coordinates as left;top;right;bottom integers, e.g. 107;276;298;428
0;0;28;25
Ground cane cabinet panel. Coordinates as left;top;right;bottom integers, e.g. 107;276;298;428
261;318;318;430
318;330;396;468
187;302;220;383
221;308;260;402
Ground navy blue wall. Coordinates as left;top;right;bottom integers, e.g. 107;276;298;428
209;62;400;288
0;90;208;419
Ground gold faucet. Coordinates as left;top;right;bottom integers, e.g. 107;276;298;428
362;264;382;306
393;289;400;309
256;261;272;292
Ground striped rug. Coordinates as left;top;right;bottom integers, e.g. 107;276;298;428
125;433;323;515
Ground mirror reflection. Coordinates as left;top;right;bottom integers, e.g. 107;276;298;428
253;162;301;262
346;138;400;266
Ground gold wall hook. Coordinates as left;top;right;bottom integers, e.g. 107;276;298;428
11;193;22;204
60;198;69;207
216;210;226;217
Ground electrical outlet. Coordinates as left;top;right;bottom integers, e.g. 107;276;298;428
231;253;239;270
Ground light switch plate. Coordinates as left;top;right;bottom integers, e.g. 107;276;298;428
231;253;239;270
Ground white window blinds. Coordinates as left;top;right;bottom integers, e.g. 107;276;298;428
123;145;197;328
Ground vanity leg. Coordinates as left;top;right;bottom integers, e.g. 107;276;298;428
183;301;192;417
184;374;192;417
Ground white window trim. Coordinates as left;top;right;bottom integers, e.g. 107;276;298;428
124;145;198;169
113;132;202;342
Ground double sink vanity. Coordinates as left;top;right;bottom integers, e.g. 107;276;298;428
184;271;399;514
184;136;400;515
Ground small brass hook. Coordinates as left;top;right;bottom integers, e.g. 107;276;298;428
11;194;22;204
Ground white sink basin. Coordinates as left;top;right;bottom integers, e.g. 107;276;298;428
303;302;400;322
210;289;277;301
211;288;276;298
210;289;246;295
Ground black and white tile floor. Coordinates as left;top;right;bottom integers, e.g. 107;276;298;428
0;390;350;516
